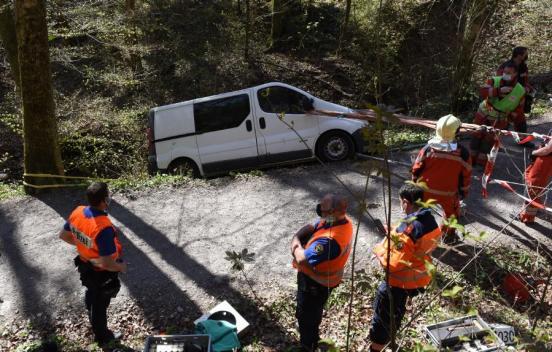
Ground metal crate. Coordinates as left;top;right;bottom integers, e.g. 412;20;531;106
423;315;505;351
144;334;211;352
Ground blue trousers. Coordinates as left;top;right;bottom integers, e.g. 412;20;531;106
296;273;333;351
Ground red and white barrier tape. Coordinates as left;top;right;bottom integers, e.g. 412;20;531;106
492;179;552;213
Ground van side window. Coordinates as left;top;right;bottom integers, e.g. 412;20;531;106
194;94;251;133
257;86;309;114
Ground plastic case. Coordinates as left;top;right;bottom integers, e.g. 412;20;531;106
423;315;505;351
143;334;211;352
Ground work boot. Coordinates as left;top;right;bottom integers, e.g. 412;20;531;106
96;331;123;347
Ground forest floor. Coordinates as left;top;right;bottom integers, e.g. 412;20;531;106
0;115;551;351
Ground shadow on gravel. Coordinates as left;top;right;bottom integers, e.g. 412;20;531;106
268;161;402;230
32;194;204;331
109;200;298;348
35;194;295;349
108;199;296;349
0;208;54;331
473;207;552;262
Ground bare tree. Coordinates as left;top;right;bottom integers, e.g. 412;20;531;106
450;0;499;114
270;0;284;51
0;1;20;93
15;0;64;189
337;0;352;54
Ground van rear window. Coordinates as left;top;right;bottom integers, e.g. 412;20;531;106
194;94;251;133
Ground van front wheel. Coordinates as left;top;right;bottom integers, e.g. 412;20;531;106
168;158;199;178
316;132;354;162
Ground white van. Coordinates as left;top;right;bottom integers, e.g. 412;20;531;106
147;82;367;176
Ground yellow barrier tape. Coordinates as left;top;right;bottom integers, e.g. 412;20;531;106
22;181;90;189
24;173;114;181
21;173;115;189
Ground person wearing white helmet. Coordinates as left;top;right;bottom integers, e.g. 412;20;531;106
411;114;472;241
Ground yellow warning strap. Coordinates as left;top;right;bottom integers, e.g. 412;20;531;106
23;173;113;181
21;173;115;189
22;181;90;189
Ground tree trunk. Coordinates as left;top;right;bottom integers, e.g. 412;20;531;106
0;1;21;94
337;0;352;54
125;0;135;14
15;0;64;191
244;0;250;60
270;0;284;51
450;0;498;114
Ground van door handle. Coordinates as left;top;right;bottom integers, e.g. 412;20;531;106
259;117;266;129
246;120;252;132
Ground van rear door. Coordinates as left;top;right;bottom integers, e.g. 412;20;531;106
194;92;260;174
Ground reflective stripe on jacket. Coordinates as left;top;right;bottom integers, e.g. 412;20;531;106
293;217;353;288
373;223;442;289
479;77;525;119
412;144;472;200
68;206;122;266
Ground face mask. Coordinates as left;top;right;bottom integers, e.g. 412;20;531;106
502;74;512;81
316;203;335;224
105;195;112;207
316;203;322;217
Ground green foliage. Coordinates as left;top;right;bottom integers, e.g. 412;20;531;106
13;335;63;352
225;248;255;272
385;126;432;149
0;182;24;201
110;173;196;191
317;338;339;352
442;285;463;298
409;341;439;352
58;106;147;178
442;215;467;236
0;113;22;136
229;169;264;180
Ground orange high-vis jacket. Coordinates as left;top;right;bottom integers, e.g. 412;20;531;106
293;217;353;288
373;222;441;289
68;206;122;266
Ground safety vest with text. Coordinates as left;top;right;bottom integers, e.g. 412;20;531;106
373;220;442;289
293;217;353;288
479;77;525;119
68;206;122;267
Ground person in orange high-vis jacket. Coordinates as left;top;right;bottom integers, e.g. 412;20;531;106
519;139;552;223
290;194;353;351
369;183;442;352
59;182;127;346
412;114;471;241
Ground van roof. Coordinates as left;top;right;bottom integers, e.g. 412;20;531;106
150;82;307;113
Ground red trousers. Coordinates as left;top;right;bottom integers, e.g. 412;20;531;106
425;193;460;236
520;156;552;223
470;112;509;166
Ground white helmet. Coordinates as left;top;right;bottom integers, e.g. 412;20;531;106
435;114;461;142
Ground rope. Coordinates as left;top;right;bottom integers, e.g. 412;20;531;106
22;173;114;189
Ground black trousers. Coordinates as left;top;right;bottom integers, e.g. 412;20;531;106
369;282;423;345
74;256;120;343
296;272;333;351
